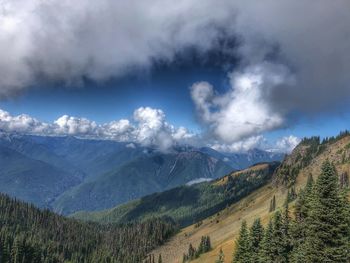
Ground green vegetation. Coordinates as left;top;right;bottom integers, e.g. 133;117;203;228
182;236;211;262
72;162;280;227
0;193;177;263
232;160;350;262
276;131;350;186
215;248;225;263
0;146;80;208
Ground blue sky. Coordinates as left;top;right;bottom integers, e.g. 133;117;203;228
0;1;349;153
1;65;350;149
0;67;228;132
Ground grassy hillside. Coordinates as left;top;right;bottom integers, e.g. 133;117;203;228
148;132;350;263
72;162;279;227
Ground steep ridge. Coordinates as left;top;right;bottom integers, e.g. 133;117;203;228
147;132;350;262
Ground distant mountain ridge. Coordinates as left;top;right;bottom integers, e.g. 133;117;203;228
72;161;280;226
199;146;285;170
53;150;232;214
0;131;284;213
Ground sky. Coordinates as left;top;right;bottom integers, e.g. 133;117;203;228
0;0;349;153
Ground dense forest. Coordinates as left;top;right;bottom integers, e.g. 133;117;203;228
0;193;177;263
231;160;350;263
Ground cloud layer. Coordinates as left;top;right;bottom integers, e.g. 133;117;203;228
0;0;237;96
0;107;298;153
1;1;348;152
0;107;195;152
1;1;349;107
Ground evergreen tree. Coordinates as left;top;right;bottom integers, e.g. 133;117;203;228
249;218;264;262
198;236;210;254
0;193;176;263
233;220;251;263
281;203;292;261
271;210;288;263
286;187;297;204
339;172;349;189
259;220;274;263
303;161;349;262
215;248;225;263
290;174;314;262
269;195;276;212
187;243;196;260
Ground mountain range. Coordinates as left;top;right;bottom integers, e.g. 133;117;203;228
1;130;349;263
0;131;284;214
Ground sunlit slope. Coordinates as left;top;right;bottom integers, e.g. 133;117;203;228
151;132;350;263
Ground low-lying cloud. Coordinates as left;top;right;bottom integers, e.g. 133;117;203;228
0;107;195;152
0;107;298;153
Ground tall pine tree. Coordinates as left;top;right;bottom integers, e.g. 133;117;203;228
259;220;274;263
303;161;349;262
233;220;251;263
249;218;264;262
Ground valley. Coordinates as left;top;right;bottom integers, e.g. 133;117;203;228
0;131;282;214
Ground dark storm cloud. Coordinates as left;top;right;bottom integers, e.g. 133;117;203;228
232;1;350;113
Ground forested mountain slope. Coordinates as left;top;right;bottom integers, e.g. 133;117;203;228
0;145;80;207
0;193;176;263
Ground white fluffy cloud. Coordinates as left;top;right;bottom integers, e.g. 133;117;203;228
54;115;98;135
191;63;292;143
0;107;299;153
0;109;49;134
211;135;266;153
0;107;195;151
273;135;301;153
210;134;300;153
